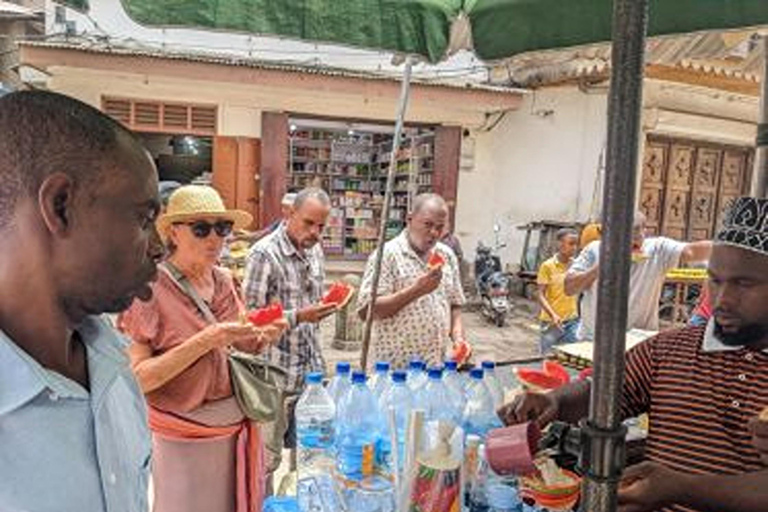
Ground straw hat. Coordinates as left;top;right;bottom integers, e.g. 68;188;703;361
156;185;253;237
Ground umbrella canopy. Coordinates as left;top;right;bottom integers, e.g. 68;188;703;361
63;0;768;62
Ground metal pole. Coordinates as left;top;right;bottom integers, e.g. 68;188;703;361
581;0;648;511
360;57;414;371
752;36;768;198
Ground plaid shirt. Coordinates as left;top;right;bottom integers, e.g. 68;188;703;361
242;225;326;391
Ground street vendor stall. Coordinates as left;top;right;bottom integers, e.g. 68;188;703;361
109;1;768;511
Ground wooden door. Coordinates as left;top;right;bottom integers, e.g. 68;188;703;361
212;136;260;228
639;136;753;241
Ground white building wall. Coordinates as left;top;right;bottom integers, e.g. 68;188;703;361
456;79;759;267
457;86;608;267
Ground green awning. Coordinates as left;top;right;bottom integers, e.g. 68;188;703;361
467;0;768;61
120;0;462;64
62;1;768;63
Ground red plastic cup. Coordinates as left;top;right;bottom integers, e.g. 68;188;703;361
486;421;542;475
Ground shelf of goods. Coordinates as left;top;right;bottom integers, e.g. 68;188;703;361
289;127;434;258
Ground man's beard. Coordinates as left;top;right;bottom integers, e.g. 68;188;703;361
713;321;768;348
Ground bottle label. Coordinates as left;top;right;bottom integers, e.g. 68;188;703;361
362;443;375;476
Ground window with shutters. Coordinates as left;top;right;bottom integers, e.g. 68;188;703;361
101;97;217;136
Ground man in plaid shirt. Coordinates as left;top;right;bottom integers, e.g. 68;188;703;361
243;188;337;473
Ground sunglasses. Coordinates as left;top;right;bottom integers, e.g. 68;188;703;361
176;220;234;239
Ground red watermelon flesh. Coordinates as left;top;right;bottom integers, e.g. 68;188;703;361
322;282;353;307
543;361;570;385
427;251;446;270
516;368;565;391
246;303;284;326
450;340;472;365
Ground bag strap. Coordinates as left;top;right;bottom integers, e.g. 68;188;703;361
161;261;218;325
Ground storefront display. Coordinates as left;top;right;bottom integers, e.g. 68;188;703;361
288;122;435;259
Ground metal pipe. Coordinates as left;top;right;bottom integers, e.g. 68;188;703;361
753;36;768;198
581;0;649;511
360;57;414;371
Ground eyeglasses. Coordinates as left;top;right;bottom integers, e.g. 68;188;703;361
176;220;234;239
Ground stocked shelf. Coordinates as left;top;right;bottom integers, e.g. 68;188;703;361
288;124;434;258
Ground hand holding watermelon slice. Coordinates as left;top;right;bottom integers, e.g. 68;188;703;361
245;303;284;326
321;282;354;309
449;340;473;365
427;251;446;271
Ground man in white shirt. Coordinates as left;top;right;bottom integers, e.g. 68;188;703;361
0;91;164;511
565;211;711;340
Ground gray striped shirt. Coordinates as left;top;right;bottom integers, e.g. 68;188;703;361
242;225;326;391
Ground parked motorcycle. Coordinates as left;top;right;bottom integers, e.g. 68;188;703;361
475;226;511;327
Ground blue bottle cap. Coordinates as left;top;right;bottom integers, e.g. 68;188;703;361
409;360;425;370
375;361;391;372
427;367;443;379
482;360;496;370
470;368;484;380
444;360;458;371
351;371;367;384
305;372;323;385
336;361;351;374
392;370;407;383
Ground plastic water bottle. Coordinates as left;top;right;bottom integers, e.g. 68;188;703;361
482;361;505;408
418;367;463;424
378;370;412;473
407;360;428;391
336;371;393;511
486;479;523;512
443;360;467;412
463;368;503;439
295;373;342;512
327;361;351;405
295;372;336;479
369;361;391;400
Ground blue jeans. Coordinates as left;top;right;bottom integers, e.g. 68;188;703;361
539;318;581;355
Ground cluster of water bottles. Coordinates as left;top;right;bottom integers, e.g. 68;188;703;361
294;359;544;512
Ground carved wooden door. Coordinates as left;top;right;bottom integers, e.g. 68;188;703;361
640;136;753;241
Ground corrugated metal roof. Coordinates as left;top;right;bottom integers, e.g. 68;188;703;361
495;30;766;87
18;38;521;95
0;0;37;18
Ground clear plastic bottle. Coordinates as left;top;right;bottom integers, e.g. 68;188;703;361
369;361;391;400
296;372;336;477
486;479;523;512
418;367;463;425
378;370;412;473
463;368;504;439
482;360;505;408
407;360;428;392
327;361;352;406
336;371;393;512
295;372;339;511
443;360;467;412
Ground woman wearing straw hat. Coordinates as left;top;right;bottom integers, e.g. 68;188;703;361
118;185;287;512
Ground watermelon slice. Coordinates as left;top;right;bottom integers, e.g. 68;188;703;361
427;251;446;270
246;303;284;326
322;282;354;308
449;340;473;365
516;368;565;391
542;360;570;385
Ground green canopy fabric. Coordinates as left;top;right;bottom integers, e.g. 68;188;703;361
468;0;768;61
120;0;461;64
74;0;768;63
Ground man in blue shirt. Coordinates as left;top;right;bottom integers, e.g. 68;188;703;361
0;91;164;511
